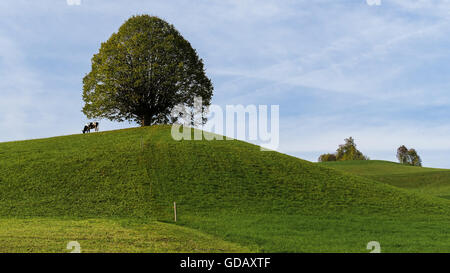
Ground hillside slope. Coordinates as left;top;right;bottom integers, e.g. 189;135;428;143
320;160;450;199
1;126;450;252
0;126;447;217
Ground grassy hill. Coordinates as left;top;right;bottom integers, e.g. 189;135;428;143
320;160;450;199
1;126;450;252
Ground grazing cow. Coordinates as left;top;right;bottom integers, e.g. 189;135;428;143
82;122;99;134
91;122;99;132
82;124;90;134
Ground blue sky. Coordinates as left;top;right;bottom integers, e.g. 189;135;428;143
1;0;450;167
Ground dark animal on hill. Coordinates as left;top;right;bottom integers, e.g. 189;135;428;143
82;122;99;134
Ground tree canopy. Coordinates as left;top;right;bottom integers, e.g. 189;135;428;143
82;15;213;126
318;137;369;162
335;137;368;161
318;153;337;162
397;145;422;167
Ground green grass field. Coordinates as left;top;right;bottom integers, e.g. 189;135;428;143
1;126;450;252
0;218;249;253
320;160;450;199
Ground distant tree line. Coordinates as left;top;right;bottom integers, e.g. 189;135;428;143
318;138;423;167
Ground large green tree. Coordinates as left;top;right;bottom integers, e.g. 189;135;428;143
82;15;213;126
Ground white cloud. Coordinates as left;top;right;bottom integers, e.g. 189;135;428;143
67;0;81;6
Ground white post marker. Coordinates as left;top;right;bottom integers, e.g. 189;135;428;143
174;202;177;222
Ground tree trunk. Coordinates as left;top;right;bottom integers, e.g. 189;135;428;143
141;115;152;127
